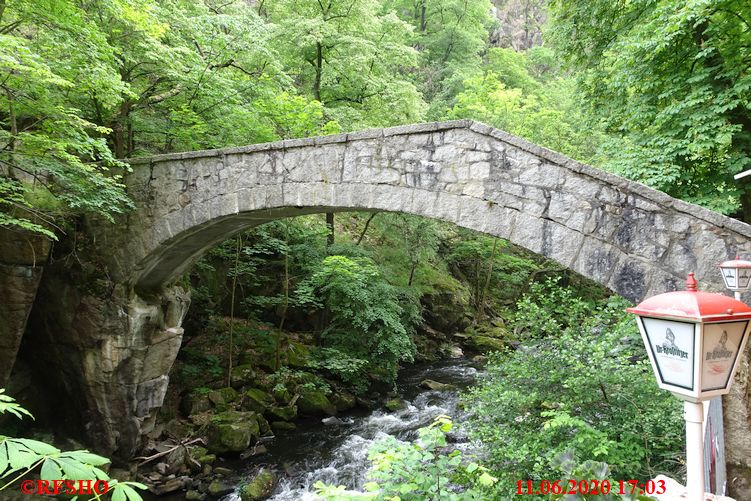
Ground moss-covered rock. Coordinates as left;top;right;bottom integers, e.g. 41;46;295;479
208;480;234;497
271;421;296;432
242;388;275;413
208;387;239;406
185;490;204;501
207;411;260;454
420;379;456;391
298;388;337;416
180;392;212;416
330;391;356;412
164;418;193;438
230;364;256;388
271;385;291;404
385;397;407;412
256;414;272;436
469;335;505;352
240;469;276;501
191;446;208;459
285;340;311;368
266;404;297;422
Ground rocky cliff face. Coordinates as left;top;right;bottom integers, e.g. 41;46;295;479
0;228;51;387
20;251;190;459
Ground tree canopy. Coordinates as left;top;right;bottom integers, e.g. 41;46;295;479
2;0;750;236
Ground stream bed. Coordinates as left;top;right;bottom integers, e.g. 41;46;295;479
224;357;481;500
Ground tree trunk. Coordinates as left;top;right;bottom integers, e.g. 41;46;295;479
477;239;499;322
408;261;417;287
356;212;378;245
226;235;242;387
326;212;334;246
277;226;290;370
313;42;323;102
419;1;427;32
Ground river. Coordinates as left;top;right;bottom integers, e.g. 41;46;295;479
220;357;480;500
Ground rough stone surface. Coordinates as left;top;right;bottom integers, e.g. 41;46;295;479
26;120;751;463
22;260;190;459
0;229;51;386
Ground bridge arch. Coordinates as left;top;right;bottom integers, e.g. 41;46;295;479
100;120;751;301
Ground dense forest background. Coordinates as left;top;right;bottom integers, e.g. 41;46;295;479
1;0;750;236
1;0;750;499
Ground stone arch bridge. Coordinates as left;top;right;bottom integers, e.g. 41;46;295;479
22;120;751;461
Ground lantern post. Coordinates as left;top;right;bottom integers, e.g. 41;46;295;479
627;274;751;500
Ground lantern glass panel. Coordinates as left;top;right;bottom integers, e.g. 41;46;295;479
641;317;695;390
722;267;739;289
701;320;748;391
738;268;751;289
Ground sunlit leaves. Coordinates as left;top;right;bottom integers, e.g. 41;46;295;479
0;389;146;500
549;0;751;215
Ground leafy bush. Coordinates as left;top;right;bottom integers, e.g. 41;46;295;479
308;348;370;395
512;277;599;339
297;255;417;385
463;290;684;497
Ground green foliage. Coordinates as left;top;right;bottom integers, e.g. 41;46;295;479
547;453;660;501
463;290;684;497
308;348;370;395
267;0;426;129
549;0;751;215
512;277;599;339
446;48;605;163
177;346;224;386
385;0;495;117
297;255;417;385
0;390;145;500
315;416;496;500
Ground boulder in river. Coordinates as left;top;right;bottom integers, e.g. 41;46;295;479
385;397;407;412
420;379;456;391
330;391;356;411
271;421;296;432
297;388;337;416
207;411;260;454
469;335;505;352
207;479;235;497
240;469;276;500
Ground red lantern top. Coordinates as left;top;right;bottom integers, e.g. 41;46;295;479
627;273;751;322
720;255;751;269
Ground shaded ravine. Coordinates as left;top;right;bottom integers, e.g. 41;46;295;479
224;358;481;500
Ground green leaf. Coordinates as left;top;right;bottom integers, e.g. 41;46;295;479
40;458;63;480
59;450;110;466
13;438;59;455
55;457;96;480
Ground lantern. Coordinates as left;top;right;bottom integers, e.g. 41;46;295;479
626;273;751;402
719;255;751;294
